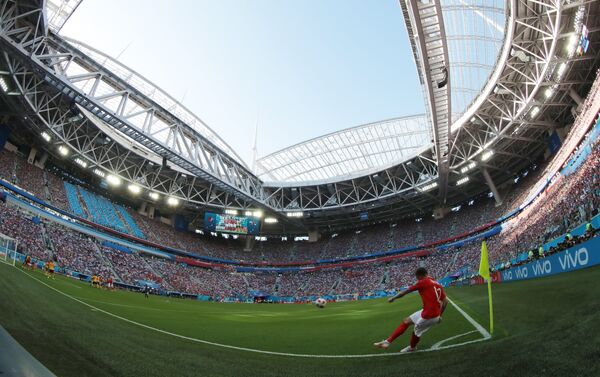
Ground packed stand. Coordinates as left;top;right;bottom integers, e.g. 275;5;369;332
78;187;129;234
0;203;48;261
46;223;113;278
101;245;162;286
14;157;47;200
0;149;17;184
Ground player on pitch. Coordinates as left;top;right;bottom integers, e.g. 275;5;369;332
374;267;448;353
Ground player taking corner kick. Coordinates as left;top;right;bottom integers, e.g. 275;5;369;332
374;267;447;353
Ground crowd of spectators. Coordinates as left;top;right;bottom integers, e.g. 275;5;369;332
100;245;161;287
276;273;310;297
46;223;113;278
0;203;48;261
0;145;559;265
444;135;600;277
335;265;385;294
0;132;598;298
14;157;47;200
45;173;70;210
0;71;599;298
0;149;17;184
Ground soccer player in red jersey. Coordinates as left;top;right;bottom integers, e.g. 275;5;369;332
374;267;448;353
23;255;33;270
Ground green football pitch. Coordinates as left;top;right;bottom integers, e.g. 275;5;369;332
1;262;599;377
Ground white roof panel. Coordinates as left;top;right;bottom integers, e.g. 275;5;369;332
256;115;432;184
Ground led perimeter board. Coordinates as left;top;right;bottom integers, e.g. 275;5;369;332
204;212;261;235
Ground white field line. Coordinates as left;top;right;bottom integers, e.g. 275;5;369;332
0;256;14;266
17;268;489;359
447;297;492;340
430;330;477;350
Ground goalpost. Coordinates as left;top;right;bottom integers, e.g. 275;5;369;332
0;232;18;266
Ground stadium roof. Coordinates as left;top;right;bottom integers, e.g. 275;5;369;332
63;37;248;168
46;0;83;32
443;0;505;123
256;115;432;184
45;0;506;186
10;0;592;225
256;0;506;184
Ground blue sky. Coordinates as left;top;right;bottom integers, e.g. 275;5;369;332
61;0;424;165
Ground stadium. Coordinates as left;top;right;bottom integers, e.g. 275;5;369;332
0;0;599;376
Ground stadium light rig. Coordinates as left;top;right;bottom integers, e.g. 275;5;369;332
0;77;8;92
529;106;540;119
106;174;122;187
286;211;304;218
418;182;438;192
566;34;578;55
41;132;51;142
264;217;278;224
93;169;106;178
456;176;470;186
58;145;69;156
481;150;494;162
556;62;567;80
224;209;239;215
74;157;88;168
244;210;263;218
148;192;159;200
544;87;554;99
460;161;476;174
128;184;141;195
167;197;180;206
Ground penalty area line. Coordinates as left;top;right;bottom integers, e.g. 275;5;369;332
16;268;489;359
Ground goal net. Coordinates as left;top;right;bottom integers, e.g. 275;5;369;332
0;233;17;266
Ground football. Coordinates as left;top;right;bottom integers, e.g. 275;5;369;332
315;298;327;308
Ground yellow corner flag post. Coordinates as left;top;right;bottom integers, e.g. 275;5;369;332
479;240;494;335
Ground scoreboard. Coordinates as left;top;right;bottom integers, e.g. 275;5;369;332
204;212;261;235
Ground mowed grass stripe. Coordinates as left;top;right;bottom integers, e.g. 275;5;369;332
2;263;600;376
14;266;478;356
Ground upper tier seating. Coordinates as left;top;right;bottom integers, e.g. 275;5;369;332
0;70;598;303
63;182;86;218
78;187;129;234
0;144;555;264
115;204;146;239
14;157;46;200
0;149;16;184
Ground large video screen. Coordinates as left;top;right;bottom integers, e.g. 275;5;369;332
204;212;261;235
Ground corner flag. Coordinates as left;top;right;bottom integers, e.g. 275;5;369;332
479;240;490;280
479;240;494;334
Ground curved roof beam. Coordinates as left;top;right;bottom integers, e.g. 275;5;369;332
443;1;506;121
256;115;432;184
2;0;596;224
62;37;246;167
46;0;83;32
0;17;267;207
401;0;452;204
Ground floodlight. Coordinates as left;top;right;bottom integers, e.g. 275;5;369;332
58;145;69;156
106;174;122;186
